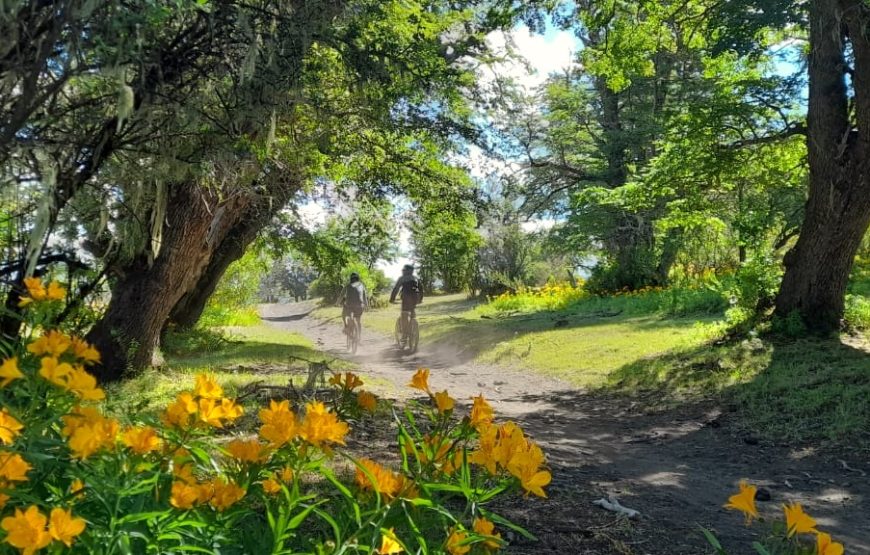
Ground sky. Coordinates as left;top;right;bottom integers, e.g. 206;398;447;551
297;24;579;279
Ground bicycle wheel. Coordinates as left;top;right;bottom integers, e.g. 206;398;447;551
394;318;404;347
346;319;353;352
408;318;419;353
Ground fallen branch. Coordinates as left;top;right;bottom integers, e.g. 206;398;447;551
592;495;641;519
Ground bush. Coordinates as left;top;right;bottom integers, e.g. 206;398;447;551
844;294;870;331
200;251;267;327
0;279;548;553
488;282;588;313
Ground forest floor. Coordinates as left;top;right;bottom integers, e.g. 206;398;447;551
259;299;870;554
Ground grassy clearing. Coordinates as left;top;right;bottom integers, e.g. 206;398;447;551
107;325;353;418
316;292;723;386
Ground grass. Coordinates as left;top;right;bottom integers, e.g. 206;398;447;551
107;325;353;419
316;292;723;386
607;335;870;445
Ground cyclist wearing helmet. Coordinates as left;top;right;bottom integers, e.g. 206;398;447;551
340;272;368;334
389;264;423;338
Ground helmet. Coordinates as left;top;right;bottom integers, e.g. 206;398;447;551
402;264;414;274
349;272;360;282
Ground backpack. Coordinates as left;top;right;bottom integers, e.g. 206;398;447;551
345;283;363;306
401;278;422;304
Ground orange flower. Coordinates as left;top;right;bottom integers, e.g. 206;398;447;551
0;409;23;445
1;505;51;554
724;480;758;525
434;390;455;413
27;330;72;358
70;337;100;365
783;502;816;537
409;368;430;392
194;373;223;400
209;478;245;511
473;517;502;551
355;458;403;501
469;395;494;428
170;480;201;510
259;400;298;447
816;532;844;555
378;528;403;554
48;507;85;547
225;438;268;463
298;401;348;449
66;366;105;400
38;357;73;387
357;391;377;412
262;478;282;495
121;426;162;454
445;528;471;555
330;372;364;390
0;358;24;387
0;452;31;482
162;392;198;429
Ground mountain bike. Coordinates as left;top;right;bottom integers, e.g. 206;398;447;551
394;310;419;354
345;312;361;354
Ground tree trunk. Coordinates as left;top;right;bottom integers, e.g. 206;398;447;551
168;181;300;329
86;183;252;380
774;0;870;332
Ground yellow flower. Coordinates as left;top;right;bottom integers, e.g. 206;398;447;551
262;478;282;495
783;502;817;537
278;466;294;483
473;517;502;551
38;357;73;388
724;480;758;525
45;281;66;301
69;479;85;498
60;406;103;437
357;391;378;412
66;366;105;400
27;330;72;358
69;337;100;365
0;451;31;482
0;409;23;445
197;398;226;428
22;277;47;301
378;528;403;554
409;368;430;392
445;528;471;555
355;458;403;501
173;463;196;484
434;390;455;413
507;443;551;498
162;392;197;429
48;507;85;547
0;358;24;387
225;438;268;463
298;401;348;449
330;371;364;390
209;479;245;511
469;395;493;428
170;480;201;510
194;373;223;400
67;416;119;459
219;398;243;422
121;426;162;454
1;505;51;554
259;400;298;447
470;424;499;475
816;532;844;555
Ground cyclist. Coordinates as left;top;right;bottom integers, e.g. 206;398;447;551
389;264;423;340
340;272;368;335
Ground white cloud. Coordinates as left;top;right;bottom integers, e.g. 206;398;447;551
481;25;579;93
521;218;557;233
296;201;328;230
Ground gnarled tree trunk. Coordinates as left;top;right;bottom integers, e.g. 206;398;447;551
86;183;253;380
168;179;302;329
774;0;870;332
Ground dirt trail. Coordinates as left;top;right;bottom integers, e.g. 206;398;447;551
261;302;870;554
